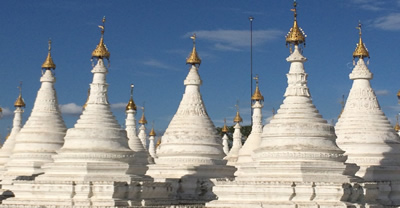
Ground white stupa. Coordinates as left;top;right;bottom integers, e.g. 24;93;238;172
224;107;243;165
207;3;362;207
335;23;400;206
235;75;264;166
221;119;229;155
3;40;67;180
148;126;157;158
0;86;25;175
137;108;148;149
146;34;235;203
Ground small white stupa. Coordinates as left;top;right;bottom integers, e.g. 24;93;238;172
148;126;157;158
0;85;26;175
146;34;235;203
224;106;243;165
221;119;229;155
335;23;400;206
235;75;264;167
207;2;362;207
137;107;148;149
3;40;67;181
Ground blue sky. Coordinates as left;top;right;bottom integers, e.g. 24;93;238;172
0;0;399;140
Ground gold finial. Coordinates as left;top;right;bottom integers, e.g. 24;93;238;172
156;138;162;148
338;95;346;119
126;84;137;111
395;115;400;132
92;16;110;60
397;90;400;104
149;122;156;136
221;118;229;133
251;75;264;101
83;88;90;110
14;82;26;108
138;106;147;125
186;33;202;65
41;39;56;69
285;0;306;51
233;103;243;123
353;22;370;62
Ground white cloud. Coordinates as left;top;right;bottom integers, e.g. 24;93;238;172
143;59;177;71
350;0;385;11
59;103;82;115
372;13;400;31
185;29;284;51
0;108;13;118
375;90;390;96
110;102;127;110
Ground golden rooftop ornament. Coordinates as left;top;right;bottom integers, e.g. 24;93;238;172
138;106;147;125
233;103;243;123
353;22;370;62
156;138;162;148
222;118;229;133
126;84;137;111
285;0;306;52
92;17;110;60
149;122;156;136
251;75;264;101
42;39;56;69
186;33;201;65
14;82;26;108
395;115;400;132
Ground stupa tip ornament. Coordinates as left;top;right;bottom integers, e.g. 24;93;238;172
41;39;56;70
395;115;400;132
222;118;229;133
285;0;306;51
353;22;370;62
251;75;264;102
91;16;110;60
149;127;156;136
126;84;137;111
138;107;147;125
233;105;243;123
186;33;201;65
14;83;26;108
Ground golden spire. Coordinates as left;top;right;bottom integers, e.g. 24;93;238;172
149;123;156;136
82;88;90;110
186;33;201;65
41;39;56;70
92;17;110;60
14;82;26;108
285;0;306;51
397;90;400;104
353;22;370;61
251;75;264;101
221;118;229;133
138;106;147;125
156;138;162;148
126;84;137;111
395;115;400;132
233;104;243;123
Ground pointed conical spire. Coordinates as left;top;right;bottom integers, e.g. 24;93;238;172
285;0;306;51
138;106;147;125
91;17;110;60
395;115;400;132
41;39;56;70
126;84;137;111
221;118;229;133
186;33;201;65
352;22;370;61
251;75;264;102
14;82;25;108
233;104;243;123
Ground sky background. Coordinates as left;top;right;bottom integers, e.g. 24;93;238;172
0;0;399;141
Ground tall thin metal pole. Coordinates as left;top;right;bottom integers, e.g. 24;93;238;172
249;16;254;126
